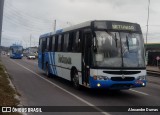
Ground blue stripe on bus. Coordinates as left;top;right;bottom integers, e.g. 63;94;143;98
50;52;54;75
52;52;56;75
50;52;55;74
50;52;53;74
48;52;53;74
53;52;57;75
48;52;50;72
48;52;50;73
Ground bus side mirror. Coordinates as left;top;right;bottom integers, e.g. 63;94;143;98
93;46;97;52
93;37;97;52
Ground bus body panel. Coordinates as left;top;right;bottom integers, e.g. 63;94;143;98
55;52;82;84
38;51;43;69
39;52;83;85
10;53;22;59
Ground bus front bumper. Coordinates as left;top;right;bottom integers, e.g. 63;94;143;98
89;77;147;89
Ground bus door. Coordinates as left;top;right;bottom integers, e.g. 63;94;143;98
38;38;47;69
41;38;47;69
82;32;92;86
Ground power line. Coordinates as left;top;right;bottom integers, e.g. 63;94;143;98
3;1;54;33
3;12;53;30
4;0;73;29
4;0;54;23
3;16;52;32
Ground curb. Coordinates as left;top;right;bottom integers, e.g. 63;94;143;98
4;69;27;115
147;70;160;77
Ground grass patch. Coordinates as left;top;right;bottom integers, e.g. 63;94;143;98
0;61;21;115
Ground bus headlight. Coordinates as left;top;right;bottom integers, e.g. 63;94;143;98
96;76;109;80
137;75;146;80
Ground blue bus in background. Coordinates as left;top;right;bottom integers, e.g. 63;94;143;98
9;45;23;59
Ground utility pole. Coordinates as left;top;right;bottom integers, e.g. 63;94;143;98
30;34;31;47
0;0;4;57
34;39;35;47
145;0;150;66
53;20;56;32
146;0;150;47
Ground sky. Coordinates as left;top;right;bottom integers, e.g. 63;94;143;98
2;0;160;48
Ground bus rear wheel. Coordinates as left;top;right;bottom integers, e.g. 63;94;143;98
46;63;51;77
72;69;80;89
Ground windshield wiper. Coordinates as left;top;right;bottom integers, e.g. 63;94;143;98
121;36;130;55
126;35;129;51
115;33;118;47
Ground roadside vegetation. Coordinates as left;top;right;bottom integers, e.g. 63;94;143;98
0;61;21;115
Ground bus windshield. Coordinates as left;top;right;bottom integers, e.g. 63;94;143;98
12;46;23;54
93;31;145;68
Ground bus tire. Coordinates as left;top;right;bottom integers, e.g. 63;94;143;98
46;63;51;77
71;69;80;89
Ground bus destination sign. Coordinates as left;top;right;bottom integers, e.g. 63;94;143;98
94;21;140;32
112;24;135;31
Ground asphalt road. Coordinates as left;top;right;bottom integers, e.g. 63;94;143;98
1;55;160;115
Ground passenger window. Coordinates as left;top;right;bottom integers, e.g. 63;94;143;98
52;36;55;51
68;32;74;52
57;35;62;51
54;36;58;51
61;35;64;51
49;37;52;51
63;33;69;52
42;38;47;52
47;37;50;51
39;38;42;52
73;31;81;52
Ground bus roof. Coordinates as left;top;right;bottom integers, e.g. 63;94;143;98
40;20;139;38
10;45;23;48
40;20;92;38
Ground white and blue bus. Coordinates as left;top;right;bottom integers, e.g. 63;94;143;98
10;45;23;59
38;20;146;89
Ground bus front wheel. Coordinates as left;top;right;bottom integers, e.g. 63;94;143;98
71;69;80;89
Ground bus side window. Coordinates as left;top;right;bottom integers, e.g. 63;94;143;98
42;38;47;52
68;32;74;52
52;36;55;51
54;36;58;52
57;35;62;52
49;37;52;51
63;33;69;52
46;37;50;51
73;31;81;52
39;38;42;52
61;35;64;52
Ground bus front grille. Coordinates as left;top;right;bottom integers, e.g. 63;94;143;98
111;84;133;88
111;77;135;81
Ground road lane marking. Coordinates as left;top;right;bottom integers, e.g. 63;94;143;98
9;59;110;115
129;89;149;96
23;57;38;64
